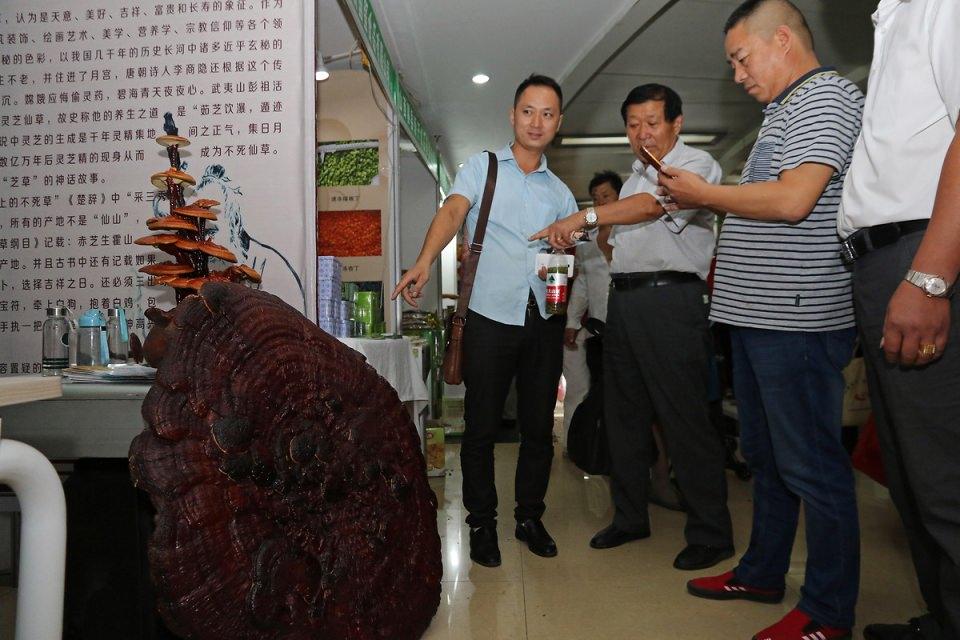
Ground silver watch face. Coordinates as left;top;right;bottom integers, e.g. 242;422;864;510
924;277;948;297
585;210;598;226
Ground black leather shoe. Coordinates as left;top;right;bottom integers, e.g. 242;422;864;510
673;544;735;570
469;526;501;568
589;523;651;549
515;519;557;557
863;616;933;640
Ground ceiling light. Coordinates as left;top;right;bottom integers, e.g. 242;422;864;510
315;51;329;82
557;133;723;147
558;136;630;147
472;73;490;85
680;133;723;145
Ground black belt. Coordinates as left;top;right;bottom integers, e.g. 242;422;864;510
610;271;700;291
840;219;929;264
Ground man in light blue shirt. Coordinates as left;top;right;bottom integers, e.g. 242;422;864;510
393;74;578;568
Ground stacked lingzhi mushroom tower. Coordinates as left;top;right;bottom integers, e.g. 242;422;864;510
135;113;260;303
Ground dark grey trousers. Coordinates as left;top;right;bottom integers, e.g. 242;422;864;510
603;280;733;547
854;231;960;640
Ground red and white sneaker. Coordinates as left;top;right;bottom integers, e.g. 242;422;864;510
753;609;851;640
687;571;785;603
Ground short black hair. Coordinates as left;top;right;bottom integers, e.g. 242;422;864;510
514;74;563;111
620;84;682;123
588;170;623;195
724;0;814;49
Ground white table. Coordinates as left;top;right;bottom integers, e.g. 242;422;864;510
0;338;429;458
0;376;67;640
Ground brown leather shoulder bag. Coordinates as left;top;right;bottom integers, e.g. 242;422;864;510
441;151;498;385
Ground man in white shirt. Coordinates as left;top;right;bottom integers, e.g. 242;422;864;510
561;171;619;444
533;83;734;571
838;2;960;638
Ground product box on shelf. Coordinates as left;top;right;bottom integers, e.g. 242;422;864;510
317;298;339;319
317;255;342;278
316;279;342;301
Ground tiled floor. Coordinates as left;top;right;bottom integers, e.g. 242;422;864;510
422;442;922;640
0;443;921;640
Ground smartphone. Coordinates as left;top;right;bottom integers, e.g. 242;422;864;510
639;145;664;173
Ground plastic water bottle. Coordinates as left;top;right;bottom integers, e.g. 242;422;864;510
42;307;70;376
76;310;108;366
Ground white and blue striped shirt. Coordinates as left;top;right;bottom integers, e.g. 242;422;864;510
710;68;864;331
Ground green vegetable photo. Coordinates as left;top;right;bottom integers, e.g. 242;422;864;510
317;139;381;187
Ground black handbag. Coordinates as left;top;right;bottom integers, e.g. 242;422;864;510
566;333;610;475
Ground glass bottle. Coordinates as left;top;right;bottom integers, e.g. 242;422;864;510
106;308;129;363
42;307;71;376
67;310;79;367
546;250;569;315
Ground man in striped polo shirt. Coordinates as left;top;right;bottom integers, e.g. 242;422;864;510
660;1;864;639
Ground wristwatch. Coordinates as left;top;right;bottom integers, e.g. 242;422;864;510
583;207;599;230
905;269;952;298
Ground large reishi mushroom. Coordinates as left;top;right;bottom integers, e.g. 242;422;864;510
129;283;442;640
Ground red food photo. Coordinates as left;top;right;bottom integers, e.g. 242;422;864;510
317;209;382;257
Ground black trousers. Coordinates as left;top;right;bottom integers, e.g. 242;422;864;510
854;231;960;640
461;307;565;528
603;279;733;547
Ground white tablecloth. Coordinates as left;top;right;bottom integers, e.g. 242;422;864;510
338;337;430;449
338;337;429;410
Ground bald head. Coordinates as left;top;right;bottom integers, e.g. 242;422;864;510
725;0;814;52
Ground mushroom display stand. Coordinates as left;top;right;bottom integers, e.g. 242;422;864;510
129;282;442;639
136;114;261;302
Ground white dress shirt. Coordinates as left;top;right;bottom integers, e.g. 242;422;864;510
838;0;960;237
610;140;721;278
565;237;611;329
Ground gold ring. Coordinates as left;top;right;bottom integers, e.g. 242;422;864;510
919;343;937;357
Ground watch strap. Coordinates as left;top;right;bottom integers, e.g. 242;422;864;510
905;269;951;298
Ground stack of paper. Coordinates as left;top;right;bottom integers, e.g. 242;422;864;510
63;364;157;383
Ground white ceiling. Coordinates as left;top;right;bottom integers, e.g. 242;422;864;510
320;0;877;201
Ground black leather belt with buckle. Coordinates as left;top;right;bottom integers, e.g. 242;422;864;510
840;219;929;264
610;271;700;291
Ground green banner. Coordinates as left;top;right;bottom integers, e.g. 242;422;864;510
344;0;451;193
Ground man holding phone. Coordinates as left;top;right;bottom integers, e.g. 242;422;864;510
658;1;864;639
533;83;734;571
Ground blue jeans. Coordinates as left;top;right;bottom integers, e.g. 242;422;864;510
730;326;859;628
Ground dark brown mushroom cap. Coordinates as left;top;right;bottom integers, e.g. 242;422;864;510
134;233;182;246
146;217;198;233
150;168;196;190
129;283;441;639
156;134;191;148
172;205;218;220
